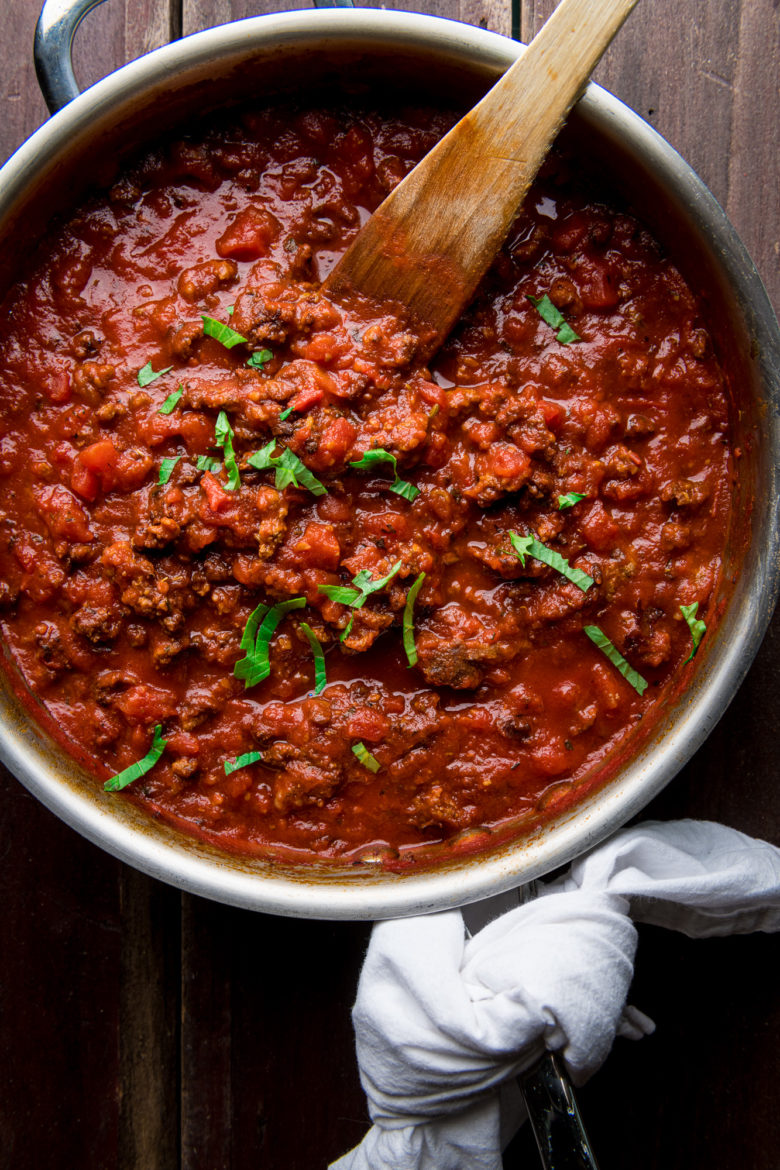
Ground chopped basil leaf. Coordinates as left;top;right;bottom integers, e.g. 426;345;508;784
246;348;273;371
391;478;421;502
352;741;381;773
300;621;327;695
239;601;270;652
584;625;648;696
224;751;262;775
402;572;425;667
196;455;222;473
351;563;403;597
247;439;276;470
233;597;306;689
528;293;581;345
202;315;248;349
556;321;580;345
318;584;362;605
138;360;172;388
226;305;235;316
215;410;240;490
276;448;326;496
247;440;326;497
158;385;184;415
318;561;402;642
104;724;167;792
279;406;294;421
350;449;396;473
157;455;181;485
510;531;594;592
558;492;587;510
680;602;706;664
349;448;420;502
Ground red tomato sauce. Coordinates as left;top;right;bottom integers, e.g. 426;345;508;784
0;104;733;866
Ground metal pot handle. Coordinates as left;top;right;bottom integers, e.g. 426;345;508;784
34;0;107;114
34;0;354;116
517;1052;600;1170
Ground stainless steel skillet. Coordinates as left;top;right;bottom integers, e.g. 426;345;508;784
0;0;775;923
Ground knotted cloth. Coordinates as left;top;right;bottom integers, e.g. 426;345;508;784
330;820;780;1170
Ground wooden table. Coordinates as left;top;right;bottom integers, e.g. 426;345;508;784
1;2;777;1167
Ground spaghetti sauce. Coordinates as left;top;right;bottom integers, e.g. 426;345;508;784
0;104;732;865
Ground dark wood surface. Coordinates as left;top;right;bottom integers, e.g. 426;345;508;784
0;2;777;1168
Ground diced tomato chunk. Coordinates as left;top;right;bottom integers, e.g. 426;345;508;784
552;211;588;253
294;522;341;570
580;501;621;552
200;471;231;514
36;485;93;543
74;439;119;498
539;399;565;430
303;334;347;365
311;416;358;468
46;370;72;404
345;707;389;743
289;385;324;413
486;443;530;479
580;260;619;310
114;684;177;725
216;207;279;260
70;460;100;502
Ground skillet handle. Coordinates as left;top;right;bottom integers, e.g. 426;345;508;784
34;0;108;114
517;1052;600;1170
35;0;353;116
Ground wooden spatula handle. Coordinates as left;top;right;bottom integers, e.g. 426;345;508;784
325;0;639;352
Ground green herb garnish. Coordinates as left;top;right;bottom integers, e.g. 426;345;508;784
680;602;706;664
196;455;222;473
215;410;240;490
157;455;181;485
318;561;402;641
558;492;587;510
510;531;594;592
247;439;326;497
202;315;248;349
239;601;269;651
300;621;327;695
246;348;273;371
279;406;294;421
352;741;381;773
158;385;184;415
528;293;581;345
349;448;420;502
138;361;172;388
584;625;648;696
104;724;167;792
402;572;425;666
224;751;263;775
233;597;306;688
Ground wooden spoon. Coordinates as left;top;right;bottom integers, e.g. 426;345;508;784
324;0;639;358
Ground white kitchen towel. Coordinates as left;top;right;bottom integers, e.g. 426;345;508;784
330;819;780;1170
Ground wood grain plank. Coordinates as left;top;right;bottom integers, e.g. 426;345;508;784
726;0;779;309
180;893;234;1170
0;0;49;162
0;8;777;1170
229;916;369;1169
118;869;181;1170
0;768;122;1169
71;0;177;93
182;0;302;35
521;0;778;306
180;897;369;1170
183;0;509;37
